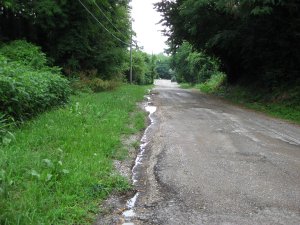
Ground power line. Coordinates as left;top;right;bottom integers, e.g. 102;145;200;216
78;0;130;46
93;1;127;39
78;0;141;85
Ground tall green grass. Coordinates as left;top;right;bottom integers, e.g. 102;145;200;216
0;85;149;225
221;86;300;124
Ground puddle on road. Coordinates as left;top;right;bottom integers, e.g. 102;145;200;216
122;95;156;225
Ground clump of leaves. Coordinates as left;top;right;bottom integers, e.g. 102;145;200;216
71;76;121;93
0;40;47;70
198;72;227;93
0;113;15;145
0;41;71;121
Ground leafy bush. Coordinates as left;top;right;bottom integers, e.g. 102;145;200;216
87;78;120;92
0;113;15;145
0;41;71;120
0;40;47;70
0;113;9;139
198;72;226;93
71;77;121;93
171;42;220;84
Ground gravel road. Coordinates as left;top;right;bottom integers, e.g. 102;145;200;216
127;79;300;225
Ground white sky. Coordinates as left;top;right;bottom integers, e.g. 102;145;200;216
130;0;167;54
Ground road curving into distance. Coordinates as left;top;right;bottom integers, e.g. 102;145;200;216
129;79;300;225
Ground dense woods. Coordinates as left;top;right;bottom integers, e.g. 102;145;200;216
0;0;132;78
155;0;300;91
0;0;164;124
0;40;70;121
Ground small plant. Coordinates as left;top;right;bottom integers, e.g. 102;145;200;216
132;141;140;149
198;72;226;93
71;76;121;93
88;78;120;92
0;114;9;137
0;113;15;145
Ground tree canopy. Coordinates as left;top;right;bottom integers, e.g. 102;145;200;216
0;0;132;79
155;0;300;89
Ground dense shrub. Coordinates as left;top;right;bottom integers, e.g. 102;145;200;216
71;77;121;93
0;41;71;120
198;72;226;93
171;42;220;84
0;40;48;70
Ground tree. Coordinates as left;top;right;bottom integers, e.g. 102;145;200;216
0;0;132;79
155;0;300;89
171;41;220;84
155;54;171;79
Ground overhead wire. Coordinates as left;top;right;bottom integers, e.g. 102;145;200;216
93;1;127;39
93;0;140;48
78;0;141;50
77;0;130;46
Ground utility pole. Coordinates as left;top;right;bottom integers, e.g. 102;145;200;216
129;22;133;84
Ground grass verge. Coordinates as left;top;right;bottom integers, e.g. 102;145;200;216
179;72;300;124
220;86;300;124
0;84;149;225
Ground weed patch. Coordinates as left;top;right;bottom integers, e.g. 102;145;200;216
0;40;70;121
220;86;300;124
0;85;149;225
198;72;226;93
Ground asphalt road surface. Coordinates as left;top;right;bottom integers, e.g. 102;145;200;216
130;79;300;225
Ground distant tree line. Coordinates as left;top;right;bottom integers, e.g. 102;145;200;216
155;0;300;90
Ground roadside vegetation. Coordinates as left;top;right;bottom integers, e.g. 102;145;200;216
0;1;155;223
0;85;148;225
0;38;151;224
156;1;300;124
220;86;300;124
0;40;71;121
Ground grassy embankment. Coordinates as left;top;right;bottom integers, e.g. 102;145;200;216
0;85;149;225
179;74;300;124
219;86;300;124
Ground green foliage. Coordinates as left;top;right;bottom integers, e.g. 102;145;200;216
0;113;14;144
128;50;156;85
0;41;70;121
0;40;48;69
0;0;132;79
220;85;300;124
180;83;193;89
73;77;121;93
131;50;148;84
0;84;148;225
156;0;300;89
155;54;172;79
198;72;226;93
171;42;221;84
